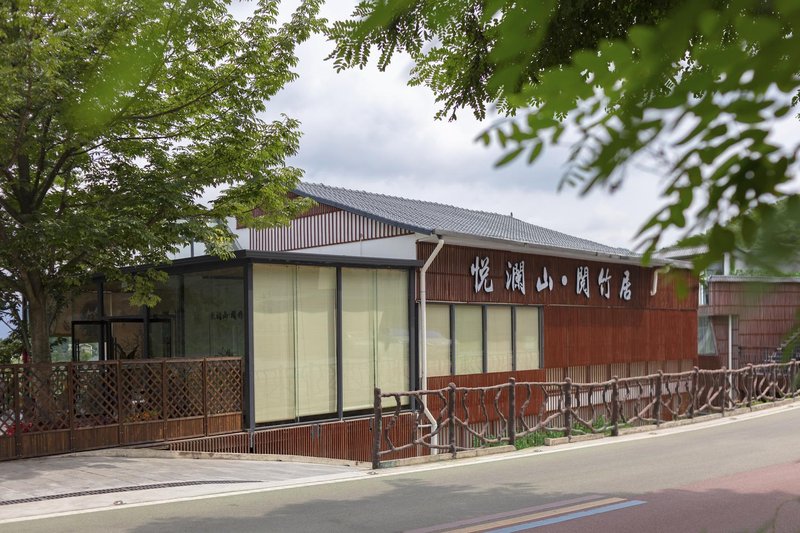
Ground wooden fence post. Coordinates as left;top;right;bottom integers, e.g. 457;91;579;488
202;359;209;436
770;364;777;402
448;383;457;456
746;364;753;409
13;366;21;458
67;362;75;452
654;372;663;426
721;367;728;416
371;387;382;470
116;359;123;445
690;367;699;419
611;376;619;437
563;378;572;439
161;360;168;439
611;377;619;437
507;378;516;447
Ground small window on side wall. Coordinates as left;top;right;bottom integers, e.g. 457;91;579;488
515;306;541;370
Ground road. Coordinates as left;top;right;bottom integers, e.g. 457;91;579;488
13;405;800;532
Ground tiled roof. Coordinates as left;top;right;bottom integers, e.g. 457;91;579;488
294;182;636;258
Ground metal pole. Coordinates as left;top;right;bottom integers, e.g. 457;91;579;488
419;238;444;453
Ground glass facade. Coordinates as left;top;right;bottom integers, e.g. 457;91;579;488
487;306;513;372
252;264;337;423
341;268;409;411
425;304;452;376
252;265;410;423
454;305;483;374
427;304;541;375
51;267;245;361
515;306;541;370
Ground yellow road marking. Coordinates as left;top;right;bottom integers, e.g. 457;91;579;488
443;497;627;533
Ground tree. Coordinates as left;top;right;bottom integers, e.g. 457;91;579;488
1;0;322;362
329;0;800;273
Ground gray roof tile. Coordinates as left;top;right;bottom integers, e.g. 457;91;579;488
295;182;637;258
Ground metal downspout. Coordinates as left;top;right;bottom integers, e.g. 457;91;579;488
420;237;444;453
650;265;671;296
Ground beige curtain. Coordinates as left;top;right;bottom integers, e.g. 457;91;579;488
454;305;483;374
426;304;452;376
342;268;409;410
515;306;541;370
253;264;295;423
253;264;336;423
487;306;512;372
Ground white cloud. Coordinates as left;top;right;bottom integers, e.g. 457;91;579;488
260;1;800;250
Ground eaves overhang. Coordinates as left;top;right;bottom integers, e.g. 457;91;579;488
417;231;689;269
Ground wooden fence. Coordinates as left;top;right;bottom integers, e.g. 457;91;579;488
372;362;800;468
0;357;243;460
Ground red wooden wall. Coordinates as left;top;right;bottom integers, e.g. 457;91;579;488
701;278;800;367
419;243;698;370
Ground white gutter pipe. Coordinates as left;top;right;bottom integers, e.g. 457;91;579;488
650;266;672;296
419;237;444;453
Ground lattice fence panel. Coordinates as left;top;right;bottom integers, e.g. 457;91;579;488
73;363;118;427
207;359;242;414
167;362;203;419
120;363;163;422
18;364;70;431
0;366;18;435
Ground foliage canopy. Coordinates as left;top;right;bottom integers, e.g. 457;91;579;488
0;0;322;361
329;0;800;272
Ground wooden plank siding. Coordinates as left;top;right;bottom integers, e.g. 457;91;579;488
419;243;698;371
701;279;800;367
418;242;696;310
250;208;413;251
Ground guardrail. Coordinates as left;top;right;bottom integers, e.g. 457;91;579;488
372;362;800;468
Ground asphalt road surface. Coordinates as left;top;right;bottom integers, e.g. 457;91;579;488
13;405;800;533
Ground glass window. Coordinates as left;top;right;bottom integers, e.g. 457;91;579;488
296;266;337;417
103;282;140;317
182;268;245;358
376;269;409;398
426;304;452;377
252;264;336;423
342;268;409;410
253;265;295;423
454;305;483;374
516;306;541;370
487;306;512;372
698;316;717;356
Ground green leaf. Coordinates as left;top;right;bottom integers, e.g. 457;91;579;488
495;146;525;167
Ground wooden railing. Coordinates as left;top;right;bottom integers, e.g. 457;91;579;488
372;362;800;468
0;357;243;460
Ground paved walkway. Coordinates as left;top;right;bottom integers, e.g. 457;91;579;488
0;450;369;524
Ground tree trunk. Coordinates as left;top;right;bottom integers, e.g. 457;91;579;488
25;276;51;363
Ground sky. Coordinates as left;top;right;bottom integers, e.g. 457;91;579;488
252;1;681;251
248;1;800;252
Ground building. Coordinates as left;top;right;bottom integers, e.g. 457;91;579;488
54;182;698;432
658;247;800;369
